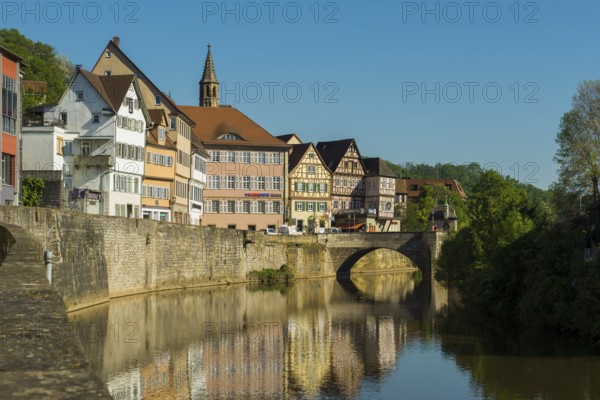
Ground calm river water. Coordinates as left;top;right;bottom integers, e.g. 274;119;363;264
69;273;600;400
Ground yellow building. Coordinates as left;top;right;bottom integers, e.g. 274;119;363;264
93;37;194;224
287;142;332;233
142;109;176;221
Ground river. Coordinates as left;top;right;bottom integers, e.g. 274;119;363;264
69;272;600;399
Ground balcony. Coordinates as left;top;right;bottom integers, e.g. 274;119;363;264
74;155;114;168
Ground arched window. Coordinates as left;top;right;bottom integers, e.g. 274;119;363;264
212;87;217;97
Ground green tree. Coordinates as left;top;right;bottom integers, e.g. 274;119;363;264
0;28;74;108
554;81;600;201
21;177;44;207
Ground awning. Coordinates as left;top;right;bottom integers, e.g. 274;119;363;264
338;223;365;230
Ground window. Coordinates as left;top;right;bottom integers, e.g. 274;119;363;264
155;95;161;106
258;201;266;213
105;50;111;58
257;177;266;190
211;201;220;213
227;151;236;163
2;75;17;135
308;165;316;174
273;202;281;214
257;152;266;164
272;177;281;190
273;152;281;164
227;176;235;189
81;141;91;156
76;91;84;101
92;114;100;124
104;70;112;76
296;202;303;212
220;133;241;140
308;183;315;193
209;175;220;189
242;152;250;163
227;200;235;213
297;182;304;192
319;202;326;212
170;116;176;130
228;225;237;229
243;201;250;213
308;152;315;158
211;151;221;162
333;200;339;209
1;154;13;185
242;176;250;190
64;141;73;156
307;202;314;212
56;137;64;155
319;183;327;192
158;127;166;141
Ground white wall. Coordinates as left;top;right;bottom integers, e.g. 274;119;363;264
21;126;65;171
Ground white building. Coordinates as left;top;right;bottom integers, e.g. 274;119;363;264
50;68;149;216
189;137;209;225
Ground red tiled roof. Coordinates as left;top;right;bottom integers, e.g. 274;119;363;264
179;106;289;148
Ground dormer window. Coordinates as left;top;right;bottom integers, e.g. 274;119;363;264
158;127;166;141
218;133;241;140
155;95;161;106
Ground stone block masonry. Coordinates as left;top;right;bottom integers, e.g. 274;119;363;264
0;206;443;311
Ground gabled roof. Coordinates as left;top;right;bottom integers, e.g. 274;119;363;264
146;109;176;150
179;106;289;148
315;139;363;173
276;133;302;144
77;70;135;112
363;158;398;178
288;142;331;174
93;39;195;127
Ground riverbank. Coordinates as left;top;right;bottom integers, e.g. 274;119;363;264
0;223;111;399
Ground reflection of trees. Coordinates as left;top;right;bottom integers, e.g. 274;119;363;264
438;312;600;400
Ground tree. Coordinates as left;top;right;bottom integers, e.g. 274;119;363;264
554;81;600;202
0;28;74;107
21;177;44;207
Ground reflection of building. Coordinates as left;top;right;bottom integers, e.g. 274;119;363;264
363;157;400;232
106;369;142;400
287;313;332;397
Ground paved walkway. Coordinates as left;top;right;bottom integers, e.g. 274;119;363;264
0;223;111;399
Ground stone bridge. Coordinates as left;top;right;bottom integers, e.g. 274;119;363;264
260;232;447;279
319;232;446;279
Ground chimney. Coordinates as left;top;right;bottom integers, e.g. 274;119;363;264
75;64;83;71
113;36;120;47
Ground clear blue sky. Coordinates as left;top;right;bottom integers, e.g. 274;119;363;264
6;0;599;188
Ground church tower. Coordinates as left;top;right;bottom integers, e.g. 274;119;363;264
199;44;219;107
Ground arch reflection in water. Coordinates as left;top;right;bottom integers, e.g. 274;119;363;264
68;274;425;399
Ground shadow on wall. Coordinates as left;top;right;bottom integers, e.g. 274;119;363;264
0;225;16;265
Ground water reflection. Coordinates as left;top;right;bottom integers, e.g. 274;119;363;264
69;273;600;400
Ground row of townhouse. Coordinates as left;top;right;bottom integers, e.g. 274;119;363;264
16;37;403;232
278;135;400;233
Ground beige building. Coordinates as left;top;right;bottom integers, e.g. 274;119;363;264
93;37;196;224
363;158;400;232
316;139;366;222
179;46;289;230
286;142;332;233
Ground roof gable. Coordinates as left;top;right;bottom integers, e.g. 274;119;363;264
93;39;195;126
288;143;330;174
179;106;289;148
316;139;364;173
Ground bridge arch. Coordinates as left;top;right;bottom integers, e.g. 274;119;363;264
335;247;423;278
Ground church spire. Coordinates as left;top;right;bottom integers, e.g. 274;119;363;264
199;43;219;107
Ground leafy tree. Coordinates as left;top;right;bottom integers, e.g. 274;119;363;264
0;28;74;108
554;81;600;201
21;177;44;207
